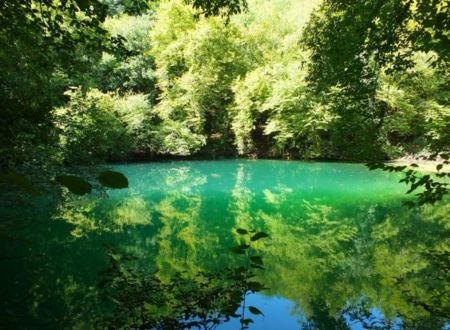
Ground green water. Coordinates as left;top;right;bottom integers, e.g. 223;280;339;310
1;160;449;329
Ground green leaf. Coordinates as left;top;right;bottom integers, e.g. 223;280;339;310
56;175;92;195
240;318;253;325
236;228;248;235
250;232;269;241
436;164;443;171
248;306;264;316
250;256;263;266
98;171;128;189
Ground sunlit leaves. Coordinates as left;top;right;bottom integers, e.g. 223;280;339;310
367;161;449;207
303;0;450;166
56;88;132;164
1;0;111;170
187;0;247;17
151;2;253;156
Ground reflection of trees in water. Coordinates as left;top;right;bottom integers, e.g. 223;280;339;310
225;165;449;328
98;232;268;330
258;199;449;329
1;163;449;328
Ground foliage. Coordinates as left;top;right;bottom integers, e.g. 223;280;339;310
93;13;158;96
187;0;248;17
3;0;448;171
1;0;449;327
55;88;131;164
231;62;339;158
101;0;154;16
150;1;255;157
368;160;449;207
0;0;112;173
377;52;450;158
116;93;164;155
0;0;252;174
302;0;449;200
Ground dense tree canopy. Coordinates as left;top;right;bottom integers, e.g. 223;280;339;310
303;0;449;157
1;0;448;196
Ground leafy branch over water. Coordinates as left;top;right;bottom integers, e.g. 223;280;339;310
232;228;270;329
367;152;450;207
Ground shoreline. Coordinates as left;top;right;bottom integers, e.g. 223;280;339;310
106;156;449;173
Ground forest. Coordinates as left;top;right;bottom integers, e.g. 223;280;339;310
0;0;449;329
2;0;449;169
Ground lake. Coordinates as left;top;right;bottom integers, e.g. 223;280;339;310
1;160;449;329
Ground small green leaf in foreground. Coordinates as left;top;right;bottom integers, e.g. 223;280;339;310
248;306;264;316
56;175;92;195
98;170;128;189
236;228;248;235
250;232;269;241
250;256;263;266
240;318;253;325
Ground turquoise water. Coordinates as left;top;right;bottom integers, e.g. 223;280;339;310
1;160;449;329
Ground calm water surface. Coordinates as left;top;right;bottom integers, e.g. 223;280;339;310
1;160;449;329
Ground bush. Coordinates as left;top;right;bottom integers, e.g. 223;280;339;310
116;93;163;155
55;88;131;164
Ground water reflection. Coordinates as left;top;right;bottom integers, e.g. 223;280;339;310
0;160;448;329
97;229;268;330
